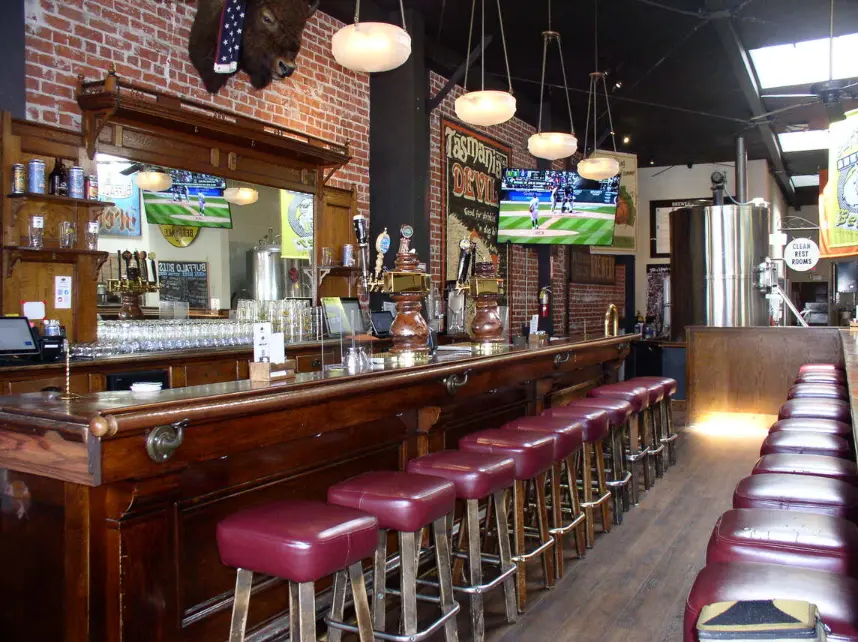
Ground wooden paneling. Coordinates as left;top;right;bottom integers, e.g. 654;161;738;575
686;326;844;423
315;186;357;268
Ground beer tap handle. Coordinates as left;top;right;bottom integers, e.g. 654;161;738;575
140;251;149;282
149;252;158;286
455;238;472;292
374;227;391;282
122;250;132;280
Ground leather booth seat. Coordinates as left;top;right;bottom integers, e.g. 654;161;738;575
505;416;584;458
587;382;650;413
770;418;853;439
684;562;858;642
706;508;858;577
406;451;515;500
779;398;851;423
541;405;611;442
217;499;378;583
760;431;853;459
752;454;858;485
459;429;556;480
327;471;456;533
788;383;849;401
733;473;858;522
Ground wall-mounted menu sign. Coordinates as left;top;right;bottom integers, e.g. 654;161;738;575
158;261;209;309
569;248;616;284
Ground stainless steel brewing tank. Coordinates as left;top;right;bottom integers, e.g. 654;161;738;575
670;204;770;340
247;243;284;301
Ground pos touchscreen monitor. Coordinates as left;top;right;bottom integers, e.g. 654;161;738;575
0;318;41;356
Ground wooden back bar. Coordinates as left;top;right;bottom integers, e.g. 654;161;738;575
0;336;631;642
686;326;845;424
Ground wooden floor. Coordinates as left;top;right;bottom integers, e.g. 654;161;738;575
473;413;773;642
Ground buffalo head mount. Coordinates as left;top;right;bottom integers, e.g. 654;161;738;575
189;0;320;94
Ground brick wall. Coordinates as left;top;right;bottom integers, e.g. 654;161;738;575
23;0;370;211
428;71;554;333
551;246;567;333
568;265;626;340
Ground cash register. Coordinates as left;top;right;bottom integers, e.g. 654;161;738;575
0;317;63;366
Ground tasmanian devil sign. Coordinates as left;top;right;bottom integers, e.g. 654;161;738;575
441;118;510;283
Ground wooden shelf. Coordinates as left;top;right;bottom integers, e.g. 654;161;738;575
3;245;109;278
8;193;114;208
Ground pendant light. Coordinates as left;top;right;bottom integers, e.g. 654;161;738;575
455;0;516;127
527;0;577;160
135;167;172;192
332;0;411;73
577;1;620;181
223;187;259;206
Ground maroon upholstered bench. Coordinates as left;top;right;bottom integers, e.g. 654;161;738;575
733;473;858;522
706;508;858;577
760;431;853;459
752;453;858;485
684;562;858;642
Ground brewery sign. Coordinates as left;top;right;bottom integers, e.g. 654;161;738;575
160;225;200;248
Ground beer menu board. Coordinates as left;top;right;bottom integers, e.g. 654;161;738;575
158;261;209;309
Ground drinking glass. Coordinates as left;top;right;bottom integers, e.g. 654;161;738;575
85;220;99;250
59;221;76;248
29;215;44;249
321;247;333;266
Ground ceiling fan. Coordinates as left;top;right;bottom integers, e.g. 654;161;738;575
751;0;856;126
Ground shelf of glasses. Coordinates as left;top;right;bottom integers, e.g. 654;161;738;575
8;193;115;208
3;245;108;278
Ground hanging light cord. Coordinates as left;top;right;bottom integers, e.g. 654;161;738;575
462;0;514;94
463;0;477;91
536;0;574;135
602;75;618;152
496;0;514;94
581;0;617;156
353;0;407;30
829;0;834;82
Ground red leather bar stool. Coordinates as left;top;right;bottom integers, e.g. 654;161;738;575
753;453;858;486
459;429;556;612
796;371;847;385
327;471;461;642
504;415;587;573
788;383;849;400
733;473;858;522
769;417;853;439
760;431;854;460
799;363;845;375
588;381;656;492
707;508;858;577
405;451;517;642
683;562;858;642
542;405;616;537
632;376;679;467
561;398;637;511
216;500;378;642
779;398;852;423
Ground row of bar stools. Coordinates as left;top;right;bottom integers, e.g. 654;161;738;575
505;415;588;572
634;376;680;467
406;450;518;641
327;471;461;642
458;429;557;613
217;500;378;642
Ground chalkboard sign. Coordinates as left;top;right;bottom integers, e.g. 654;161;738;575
158;261;209;309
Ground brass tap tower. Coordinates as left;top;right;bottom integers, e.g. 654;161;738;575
604;303;619;337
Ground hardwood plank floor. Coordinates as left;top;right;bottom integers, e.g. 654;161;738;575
475;413;773;642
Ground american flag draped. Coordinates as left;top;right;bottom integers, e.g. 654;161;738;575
214;0;247;74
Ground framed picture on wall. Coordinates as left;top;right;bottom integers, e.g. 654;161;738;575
649;198;711;258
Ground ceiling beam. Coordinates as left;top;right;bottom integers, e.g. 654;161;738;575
706;3;797;206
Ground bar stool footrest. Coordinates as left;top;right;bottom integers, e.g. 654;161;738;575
648;444;665;456
606;470;633;488
626;447;650;463
416;562;517;596
549;511;586;536
581;490;612;509
325;598;461;642
661;434;679;444
511;536;555;563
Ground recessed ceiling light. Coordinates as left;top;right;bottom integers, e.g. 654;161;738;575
649;159;655;165
622;136;631;145
750;32;858;90
778;129;830;153
790;174;821;188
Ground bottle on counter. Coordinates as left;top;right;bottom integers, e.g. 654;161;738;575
48;158;68;196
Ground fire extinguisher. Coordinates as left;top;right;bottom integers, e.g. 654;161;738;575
539;286;551;318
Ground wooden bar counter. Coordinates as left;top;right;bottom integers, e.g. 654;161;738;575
0;335;632;642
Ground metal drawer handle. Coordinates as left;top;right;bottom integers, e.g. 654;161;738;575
312;358;322;367
554;352;571;367
442;371;469;396
146;419;188;463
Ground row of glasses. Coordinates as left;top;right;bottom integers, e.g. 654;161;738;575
78;319;256;357
236;299;324;343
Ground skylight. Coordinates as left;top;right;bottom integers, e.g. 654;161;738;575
750;33;858;90
778;130;830;153
790;174;821;188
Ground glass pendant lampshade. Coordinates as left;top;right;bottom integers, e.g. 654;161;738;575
223;187;259;206
456;0;517;127
332;22;411;73
135;170;172;192
577;156;620;180
455;90;517;127
528;132;578;161
333;0;411;73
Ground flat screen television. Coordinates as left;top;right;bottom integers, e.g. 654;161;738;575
497;168;621;245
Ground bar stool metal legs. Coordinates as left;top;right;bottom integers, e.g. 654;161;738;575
327;563;376;642
512;473;555;611
551;456;587;567
663;398;679;466
580;440;612;548
605;422;632;523
625;414;648;505
648;404;666;479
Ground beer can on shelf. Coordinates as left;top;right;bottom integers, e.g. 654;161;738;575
343;243;355;267
68;166;85;199
28;159;46;194
84;175;98;200
11;164;25;194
